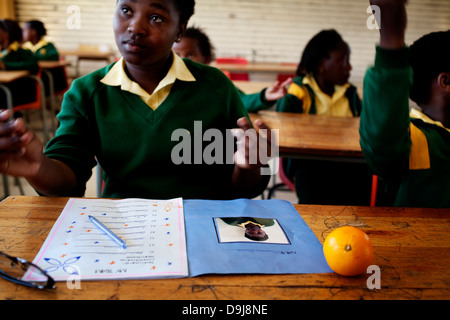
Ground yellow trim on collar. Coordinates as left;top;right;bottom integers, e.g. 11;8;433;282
409;122;431;170
238;221;265;228
410;108;450;132
23;39;49;53
287;82;312;113
101;52;196;110
0;41;20;58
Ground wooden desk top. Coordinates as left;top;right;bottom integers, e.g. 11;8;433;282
1;196;449;300
38;60;71;69
60;49;113;60
233;81;273;94
0;70;30;83
250;111;362;159
212;62;297;73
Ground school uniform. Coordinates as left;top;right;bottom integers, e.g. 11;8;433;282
44;53;269;199
23;39;59;61
0;41;39;73
275;75;371;205
23;39;67;95
360;46;450;208
240;89;274;113
0;42;39;107
277;75;361;116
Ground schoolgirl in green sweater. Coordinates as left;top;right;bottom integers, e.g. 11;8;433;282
0;0;272;200
0;19;38;73
275;29;371;205
22;20;67;95
360;0;449;208
0;19;39;107
22;20;60;61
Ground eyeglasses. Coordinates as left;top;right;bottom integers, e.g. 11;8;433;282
0;251;55;290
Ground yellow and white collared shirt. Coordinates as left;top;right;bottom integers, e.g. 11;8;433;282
101;52;196;110
23;39;48;53
302;74;352;117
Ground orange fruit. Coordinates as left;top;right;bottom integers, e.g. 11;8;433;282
323;226;374;276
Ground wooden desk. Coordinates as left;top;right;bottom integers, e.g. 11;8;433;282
0;70;31;114
250;111;362;161
60;49;114;77
38;60;72;131
0;70;30;83
60;49;113;61
212;62;297;74
38;60;71;69
233;81;273;94
0;196;449;300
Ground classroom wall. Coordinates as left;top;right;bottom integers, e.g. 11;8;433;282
15;0;450;87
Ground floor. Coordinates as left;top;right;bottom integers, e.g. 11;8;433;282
2;110;298;203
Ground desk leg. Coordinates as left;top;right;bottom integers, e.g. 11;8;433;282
41;69;57;133
27;75;49;143
0;84;13;116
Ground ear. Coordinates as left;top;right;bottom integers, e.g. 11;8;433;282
437;72;450;93
175;23;187;43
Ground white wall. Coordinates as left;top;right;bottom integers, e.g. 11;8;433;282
16;0;450;87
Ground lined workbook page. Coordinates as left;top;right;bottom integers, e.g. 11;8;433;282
29;198;188;281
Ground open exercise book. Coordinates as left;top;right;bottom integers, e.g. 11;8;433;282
29;198;332;281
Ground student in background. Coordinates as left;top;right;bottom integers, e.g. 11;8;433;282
276;29;371;205
22;20;59;61
0;19;38;73
173;26;292;113
0;19;39;108
360;0;449;208
23;20;68;97
0;0;272;200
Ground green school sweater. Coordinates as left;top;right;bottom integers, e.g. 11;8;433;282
239;89;274;113
33;42;60;61
360;47;450;208
274;76;370;206
45;59;268;200
0;47;39;74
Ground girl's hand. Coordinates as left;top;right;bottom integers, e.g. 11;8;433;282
264;77;293;102
0;110;44;177
370;0;408;49
232;117;274;170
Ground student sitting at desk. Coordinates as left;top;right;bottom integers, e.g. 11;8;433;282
276;29;371;205
0;19;39;108
0;19;38;73
173;26;292;113
0;0;272;200
22;20;68;97
360;0;450;208
22;20;59;61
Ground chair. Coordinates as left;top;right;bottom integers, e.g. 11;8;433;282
11;71;51;143
215;57;250;81
267;158;295;199
370;175;379;207
277;73;296;83
41;61;70;131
